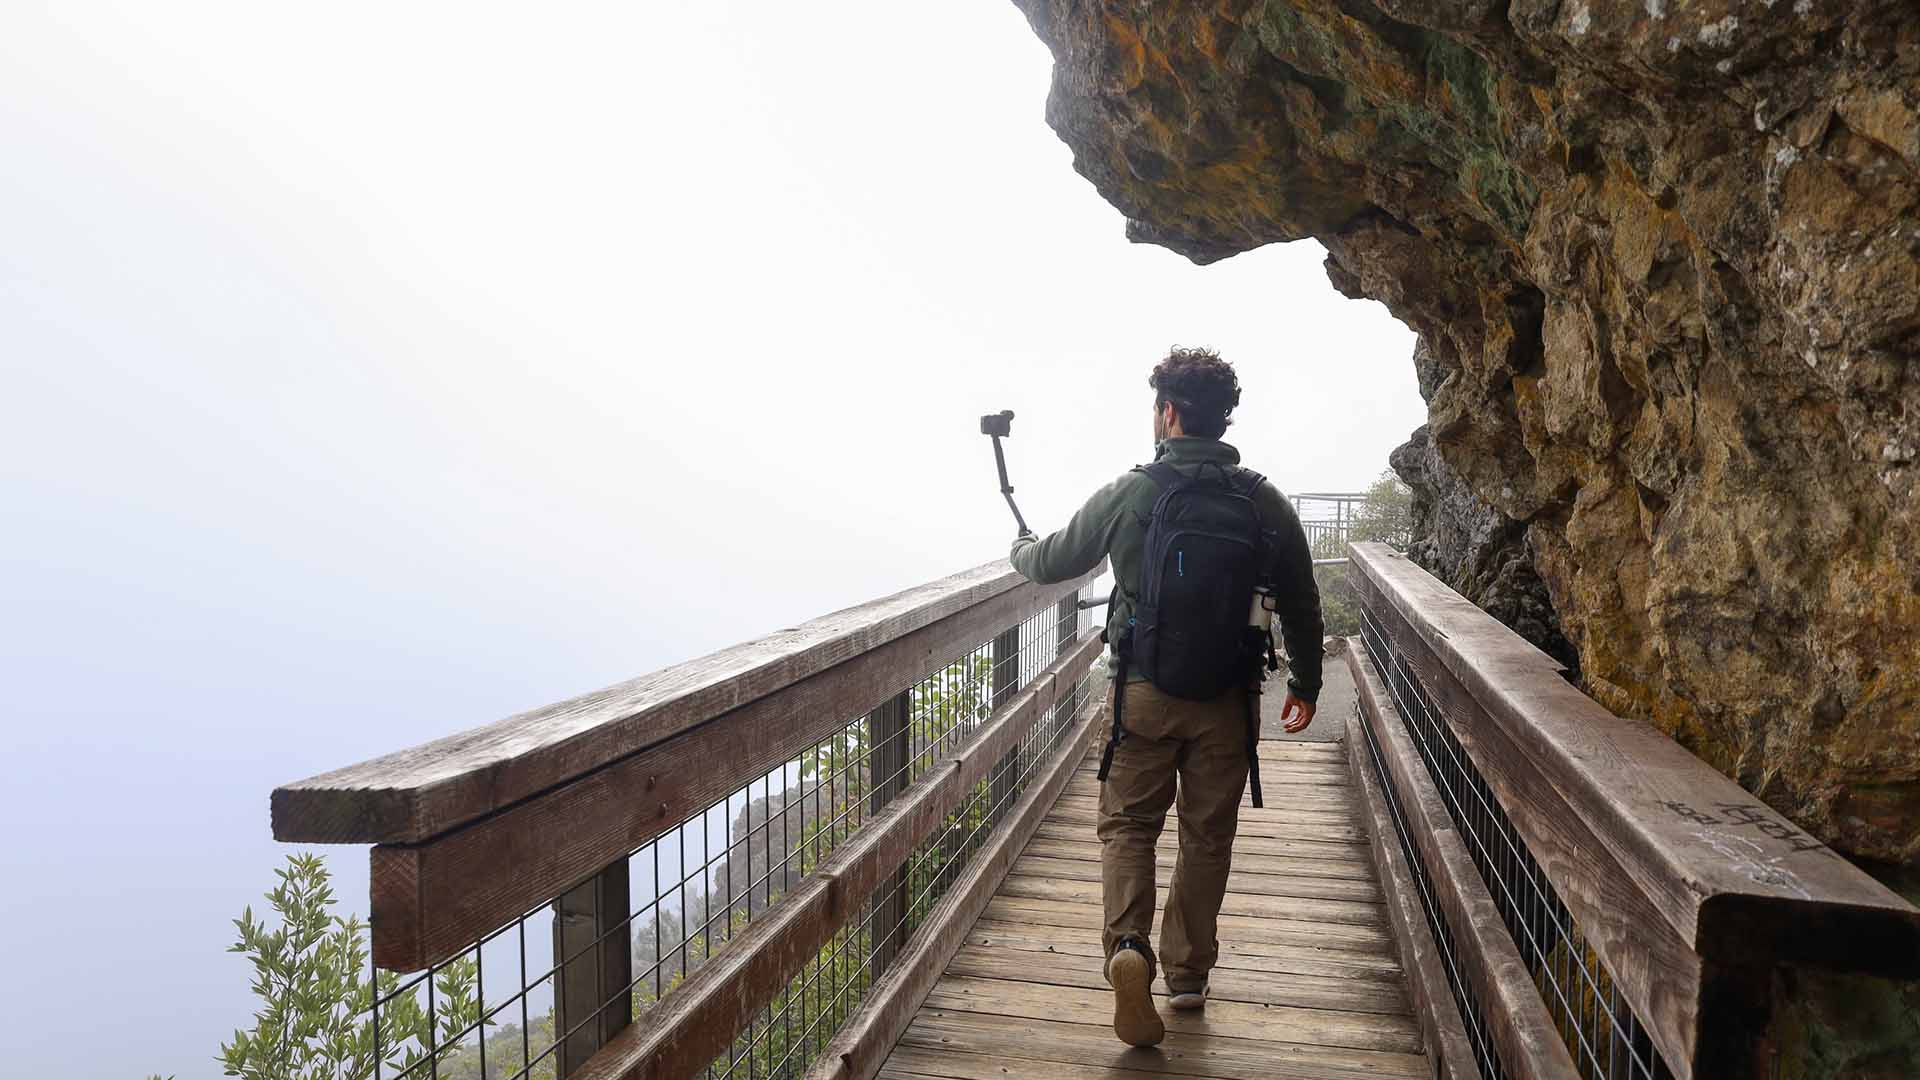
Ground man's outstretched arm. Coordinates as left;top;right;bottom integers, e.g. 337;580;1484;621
1008;475;1130;584
1265;489;1325;707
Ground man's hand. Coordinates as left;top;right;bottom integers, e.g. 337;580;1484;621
1280;694;1316;734
1016;529;1038;544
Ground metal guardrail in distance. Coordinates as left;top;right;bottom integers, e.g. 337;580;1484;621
1292;490;1365;555
1344;542;1920;1080
272;560;1104;1080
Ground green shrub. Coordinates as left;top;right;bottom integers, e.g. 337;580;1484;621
1314;471;1412;638
197;852;487;1080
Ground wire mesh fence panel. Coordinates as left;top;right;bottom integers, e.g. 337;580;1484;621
1359;604;1676;1080
1300;520;1350;552
357;594;1089;1080
705;599;1094;1079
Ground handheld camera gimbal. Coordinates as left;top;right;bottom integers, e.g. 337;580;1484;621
978;410;1031;538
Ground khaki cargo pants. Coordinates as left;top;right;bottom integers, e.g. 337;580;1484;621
1097;677;1249;993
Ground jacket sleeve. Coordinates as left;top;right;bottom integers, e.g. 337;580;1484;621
1008;474;1131;585
1263;484;1325;703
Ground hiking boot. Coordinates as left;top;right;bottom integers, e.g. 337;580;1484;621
1105;944;1165;1047
1167;981;1209;1011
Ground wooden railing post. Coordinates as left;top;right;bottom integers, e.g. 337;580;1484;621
1054;595;1078;715
552;860;632;1077
990;624;1021;711
866;691;911;975
988;624;1022;816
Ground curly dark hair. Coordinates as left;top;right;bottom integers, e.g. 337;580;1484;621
1148;346;1240;439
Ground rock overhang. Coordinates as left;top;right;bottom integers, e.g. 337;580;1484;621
1014;0;1920;867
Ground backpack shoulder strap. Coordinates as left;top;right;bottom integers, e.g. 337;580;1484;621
1139;461;1186;492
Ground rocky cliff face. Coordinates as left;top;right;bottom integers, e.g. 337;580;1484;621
1014;0;1920;866
1392;419;1581;670
1390;337;1580;672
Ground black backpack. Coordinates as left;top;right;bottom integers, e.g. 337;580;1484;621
1099;460;1277;806
1130;461;1270;699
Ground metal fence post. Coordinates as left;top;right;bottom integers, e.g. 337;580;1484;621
552;859;632;1077
866;691;911;974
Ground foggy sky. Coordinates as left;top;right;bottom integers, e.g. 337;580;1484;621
0;4;1423;1076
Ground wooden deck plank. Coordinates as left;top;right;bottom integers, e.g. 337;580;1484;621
1060;778;1358;808
1076;758;1354;781
963;919;1408;981
1017;837;1379;881
1065;777;1356;801
1029;821;1372;863
944;943;1410;1015
924;977;1422;1053
882;1051;1183;1080
1051;794;1357;825
898;1012;1428;1079
1043;806;1367;843
996;873;1388;926
1075;754;1354;773
1254;740;1350;757
977;894;1398;953
1010;853;1383;902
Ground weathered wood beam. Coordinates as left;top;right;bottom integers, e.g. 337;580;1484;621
275;560;1097;845
366;578;1097;971
1346;544;1920;973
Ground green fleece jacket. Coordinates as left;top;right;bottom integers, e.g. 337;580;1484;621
1008;436;1324;703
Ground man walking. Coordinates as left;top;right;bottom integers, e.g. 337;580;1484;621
1009;347;1322;1047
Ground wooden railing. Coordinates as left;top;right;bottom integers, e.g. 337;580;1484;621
269;537;1916;1080
1342;542;1920;1080
273;558;1106;1080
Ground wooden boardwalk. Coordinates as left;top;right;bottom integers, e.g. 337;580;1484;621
875;738;1428;1080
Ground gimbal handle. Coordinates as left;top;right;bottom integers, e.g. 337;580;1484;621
989;436;1032;537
